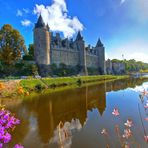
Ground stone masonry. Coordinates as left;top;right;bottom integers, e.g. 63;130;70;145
34;15;106;75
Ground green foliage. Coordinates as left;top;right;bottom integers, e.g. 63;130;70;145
23;55;34;61
140;69;148;73
50;63;79;77
35;84;45;92
20;79;46;91
87;67;98;75
111;59;148;73
77;78;82;86
0;24;26;65
15;63;38;76
28;44;34;57
0;60;38;77
23;44;34;61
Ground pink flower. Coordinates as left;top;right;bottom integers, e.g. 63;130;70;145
0;143;3;148
144;103;148;108
13;144;24;148
124;119;133;127
144;135;148;143
101;128;108;136
144;118;148;121
122;129;132;139
142;90;148;96
3;132;11;143
112;108;119;116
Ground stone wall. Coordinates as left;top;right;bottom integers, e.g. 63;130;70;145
112;62;125;74
86;54;98;68
51;48;100;68
51;48;79;66
106;59;113;74
106;59;126;75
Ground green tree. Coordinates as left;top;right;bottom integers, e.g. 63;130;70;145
28;44;34;57
23;44;34;61
31;64;38;76
0;24;26;65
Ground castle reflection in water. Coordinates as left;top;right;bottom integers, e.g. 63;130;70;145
2;78;148;147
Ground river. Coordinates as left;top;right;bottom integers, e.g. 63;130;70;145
2;78;148;148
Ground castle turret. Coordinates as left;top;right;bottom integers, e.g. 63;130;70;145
75;31;87;75
95;38;106;74
34;15;51;65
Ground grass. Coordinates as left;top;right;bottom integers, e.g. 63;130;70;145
0;75;129;99
18;75;129;100
20;75;129;91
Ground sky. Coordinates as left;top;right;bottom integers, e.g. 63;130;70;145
0;0;148;62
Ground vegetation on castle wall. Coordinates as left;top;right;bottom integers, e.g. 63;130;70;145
87;67;99;75
39;63;81;77
46;63;99;77
112;59;148;73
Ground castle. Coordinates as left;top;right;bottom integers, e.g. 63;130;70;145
34;15;106;75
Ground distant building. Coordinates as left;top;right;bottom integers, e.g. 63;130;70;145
34;15;106;76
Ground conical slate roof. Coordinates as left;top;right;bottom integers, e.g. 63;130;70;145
46;24;50;30
76;31;83;41
96;38;103;47
35;14;46;28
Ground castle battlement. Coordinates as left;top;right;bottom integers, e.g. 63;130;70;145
34;15;106;75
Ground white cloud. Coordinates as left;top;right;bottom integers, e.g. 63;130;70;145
33;0;84;38
21;19;32;27
16;9;23;16
16;8;30;17
128;82;148;93
23;8;29;14
120;0;126;4
134;0;148;23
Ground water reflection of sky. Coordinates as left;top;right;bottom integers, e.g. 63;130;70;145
128;82;148;92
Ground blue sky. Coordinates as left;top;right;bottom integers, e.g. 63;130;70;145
0;0;148;62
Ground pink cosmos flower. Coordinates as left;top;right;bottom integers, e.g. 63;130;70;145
144;135;148;143
124;119;133;127
101;128;108;136
112;108;120;116
122;129;132;139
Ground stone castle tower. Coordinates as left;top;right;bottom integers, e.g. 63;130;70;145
34;15;106;76
75;31;87;75
95;39;106;74
34;15;50;65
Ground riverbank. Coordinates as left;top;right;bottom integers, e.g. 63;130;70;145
0;75;129;99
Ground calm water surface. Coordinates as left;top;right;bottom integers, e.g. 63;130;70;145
2;78;148;148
